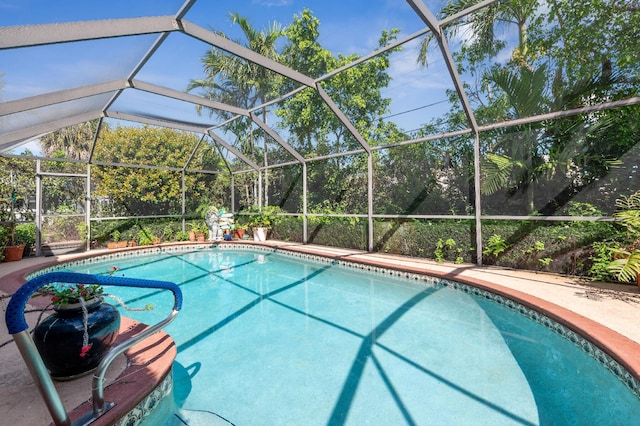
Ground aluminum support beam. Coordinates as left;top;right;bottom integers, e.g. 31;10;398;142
87;117;104;164
315;85;371;153
207;131;261;171
183;134;206;171
0;16;178;49
181;20;316;88
181;170;186;232
175;0;198;20
104;111;210;134
86;164;92;252
473;132;483;265
367;152;374;252
35;161;42;257
303;162;308;244
407;0;483;263
0;80;127;116
0;111;101;151
250;112;305;164
133;80;250;117
439;0;500;27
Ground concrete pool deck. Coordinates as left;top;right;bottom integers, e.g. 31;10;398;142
2;241;640;425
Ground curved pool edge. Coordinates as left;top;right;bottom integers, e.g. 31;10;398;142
2;240;640;423
269;242;640;389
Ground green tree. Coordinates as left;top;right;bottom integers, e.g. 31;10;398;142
0;155;35;224
40;121;100;162
275;9;400;212
92;126;227;216
187;12;285;155
417;0;639;214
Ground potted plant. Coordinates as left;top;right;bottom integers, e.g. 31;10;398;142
2;188;25;261
107;229;128;249
192;221;208;242
232;224;247;240
32;267;120;380
607;191;640;287
175;230;190;241
137;227;159;246
247;205;280;242
3;221;25;262
31;266;153;380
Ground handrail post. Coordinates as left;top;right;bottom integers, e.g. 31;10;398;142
90;309;180;416
5;272;183;426
12;331;70;426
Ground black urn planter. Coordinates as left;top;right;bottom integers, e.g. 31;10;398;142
33;298;120;381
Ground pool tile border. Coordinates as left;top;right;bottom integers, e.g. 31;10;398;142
33;243;640;401
113;370;173;426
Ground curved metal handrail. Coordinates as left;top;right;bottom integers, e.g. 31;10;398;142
5;271;183;426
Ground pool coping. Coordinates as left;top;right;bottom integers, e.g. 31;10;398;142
3;240;640;423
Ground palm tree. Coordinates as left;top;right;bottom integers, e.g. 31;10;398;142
187;12;285;154
188;13;285;207
418;0;537;69
40;120;100;161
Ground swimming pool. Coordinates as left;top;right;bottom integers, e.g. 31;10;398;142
59;246;640;425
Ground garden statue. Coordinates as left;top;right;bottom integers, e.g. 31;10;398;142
205;206;221;241
205;206;234;241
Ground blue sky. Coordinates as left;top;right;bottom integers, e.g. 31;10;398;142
1;0;467;152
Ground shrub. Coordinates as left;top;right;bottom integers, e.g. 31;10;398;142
15;223;36;256
483;234;509;259
175;231;190;241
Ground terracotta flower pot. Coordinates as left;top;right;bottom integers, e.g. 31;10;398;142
3;244;25;262
233;229;246;240
107;241;128;249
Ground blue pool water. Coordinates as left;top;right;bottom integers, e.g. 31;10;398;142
65;248;640;425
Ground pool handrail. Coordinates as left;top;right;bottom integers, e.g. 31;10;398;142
5;271;183;426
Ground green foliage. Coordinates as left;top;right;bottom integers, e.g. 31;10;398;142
608;249;640;283
539;257;553;267
92;126;227;216
589;241;616;282
137;228;157;246
245;205;281;228
90;218;183;247
42;215;84;243
483;234;509;258
613;191;640;239
524;240;545;254
175;231;190;242
15;223;36;256
190;221;208;235
277;8;401;156
566;201;604;217
35;283;104;306
433;238;464;264
606;191;640;283
76;222;88;242
0;225;8;244
434;239;445;263
162;223;176;241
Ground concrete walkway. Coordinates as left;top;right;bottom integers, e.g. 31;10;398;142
2;244;640;425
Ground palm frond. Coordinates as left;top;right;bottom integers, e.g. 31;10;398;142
481;153;522;195
608;249;640;283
